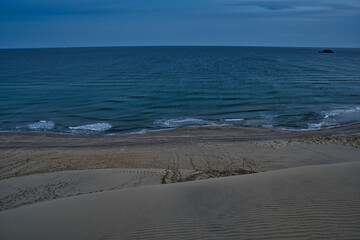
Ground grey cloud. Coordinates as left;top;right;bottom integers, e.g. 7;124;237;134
222;1;295;10
220;0;360;11
215;0;360;20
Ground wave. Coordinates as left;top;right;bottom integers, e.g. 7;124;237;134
154;118;224;128
306;106;360;130
242;114;278;128
323;106;360;119
123;128;169;135
154;118;214;128
307;122;337;130
131;129;149;134
28;120;55;130
224;118;244;122
7;106;360;135
69;123;112;132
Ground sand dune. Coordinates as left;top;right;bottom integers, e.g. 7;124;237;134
0;168;169;211
1;162;359;239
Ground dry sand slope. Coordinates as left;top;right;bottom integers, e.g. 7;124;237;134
0;168;169;211
1;162;360;240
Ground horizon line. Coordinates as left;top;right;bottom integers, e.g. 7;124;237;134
1;44;359;50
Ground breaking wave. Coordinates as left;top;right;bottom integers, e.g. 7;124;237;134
28;120;55;130
307;106;360;130
154;118;224;128
69;123;112;132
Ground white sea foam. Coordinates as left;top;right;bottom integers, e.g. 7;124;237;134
126;129;151;134
127;128;173;135
306;107;360;130
154;118;217;128
133;129;148;134
28;120;55;130
69;123;112;131
307;122;328;129
323;106;360;119
308;106;360;130
224;118;244;122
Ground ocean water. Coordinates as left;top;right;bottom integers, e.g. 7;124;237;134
1;46;360;135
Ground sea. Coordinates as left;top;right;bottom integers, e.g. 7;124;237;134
1;46;360;135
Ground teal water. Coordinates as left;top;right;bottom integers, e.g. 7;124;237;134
0;46;359;135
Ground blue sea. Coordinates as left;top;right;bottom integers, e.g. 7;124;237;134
1;46;359;135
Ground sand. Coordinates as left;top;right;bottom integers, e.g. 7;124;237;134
0;168;169;211
0;125;360;239
1;125;359;181
1;162;360;239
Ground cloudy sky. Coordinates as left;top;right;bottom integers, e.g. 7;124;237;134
1;0;359;48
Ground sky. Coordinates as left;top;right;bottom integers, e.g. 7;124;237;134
1;0;360;48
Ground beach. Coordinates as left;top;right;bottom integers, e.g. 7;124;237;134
2;0;360;237
1;124;360;239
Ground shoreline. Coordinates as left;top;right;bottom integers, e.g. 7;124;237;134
1;123;359;149
2;121;360;137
